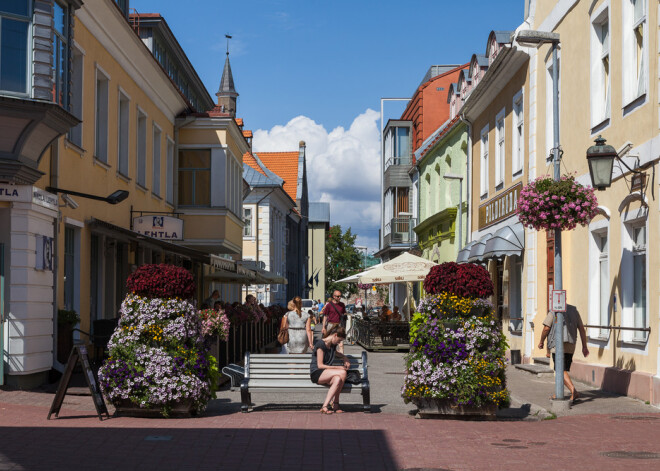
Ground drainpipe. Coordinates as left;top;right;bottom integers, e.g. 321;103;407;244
459;113;473;242
50;142;63;372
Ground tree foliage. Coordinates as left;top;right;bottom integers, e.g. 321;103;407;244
325;225;363;297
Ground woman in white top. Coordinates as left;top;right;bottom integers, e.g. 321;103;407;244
283;296;313;354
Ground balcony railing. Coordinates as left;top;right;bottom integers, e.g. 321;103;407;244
385;217;417;245
385;156;412;168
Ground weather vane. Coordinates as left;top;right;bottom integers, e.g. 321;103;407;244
225;34;232;56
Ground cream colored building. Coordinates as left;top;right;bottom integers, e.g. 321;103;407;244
518;0;660;404
308;202;330;302
0;0;249;387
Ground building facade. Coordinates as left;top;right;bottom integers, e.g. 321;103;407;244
307;202;330;301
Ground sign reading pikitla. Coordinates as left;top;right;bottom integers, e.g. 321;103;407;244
478;182;522;229
133;215;183;240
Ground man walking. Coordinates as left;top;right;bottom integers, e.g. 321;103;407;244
322;290;346;353
538;304;589;401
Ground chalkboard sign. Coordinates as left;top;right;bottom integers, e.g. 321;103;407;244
48;345;110;420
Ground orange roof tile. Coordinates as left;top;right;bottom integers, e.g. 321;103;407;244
242;130;253;138
235;118;244;126
254;151;299;202
243;152;266;176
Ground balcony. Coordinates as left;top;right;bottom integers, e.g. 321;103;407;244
383;217;417;248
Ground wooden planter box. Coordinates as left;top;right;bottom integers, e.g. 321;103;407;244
114;399;196;418
412;397;496;420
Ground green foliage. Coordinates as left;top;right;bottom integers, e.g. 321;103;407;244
325;225;363;296
57;309;79;326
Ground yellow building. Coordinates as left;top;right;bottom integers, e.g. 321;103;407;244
308;202;330;302
521;0;660;404
0;0;249;387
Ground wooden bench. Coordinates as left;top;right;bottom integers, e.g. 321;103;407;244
240;351;370;413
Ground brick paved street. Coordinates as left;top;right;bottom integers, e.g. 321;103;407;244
1;345;660;470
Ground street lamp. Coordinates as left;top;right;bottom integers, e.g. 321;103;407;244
586;135;643;190
443;173;464;251
46;186;130;205
514;29;567;404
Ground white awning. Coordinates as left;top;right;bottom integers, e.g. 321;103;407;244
483;223;525;260
457;241;477;264
467;233;493;263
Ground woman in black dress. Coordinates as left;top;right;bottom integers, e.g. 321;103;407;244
309;325;349;414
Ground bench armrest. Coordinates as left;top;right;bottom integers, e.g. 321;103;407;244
361;351;368;381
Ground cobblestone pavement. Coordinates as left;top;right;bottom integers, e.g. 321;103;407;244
1;344;660;470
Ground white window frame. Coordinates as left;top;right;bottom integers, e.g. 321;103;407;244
117;88;130;178
136;107;147;188
588;216;610;340
68;42;84;148
152;123;162;197
166;137;174;204
480;124;489;197
243;206;253;237
621;0;647;108
590;4;610;127
94;65;110;163
495;108;505;187
512;90;524;176
620;208;648;343
545;57;560;158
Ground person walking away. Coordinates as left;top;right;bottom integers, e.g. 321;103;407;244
283;297;314;354
538;304;589;401
322;290;346;354
204;289;220;308
310;325;350;414
316;299;324;324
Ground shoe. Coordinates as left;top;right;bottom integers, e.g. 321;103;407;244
332;403;345;414
320;406;334;415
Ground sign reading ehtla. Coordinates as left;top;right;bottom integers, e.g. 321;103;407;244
133;216;183;240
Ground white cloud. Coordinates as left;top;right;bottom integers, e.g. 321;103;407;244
253;109;381;253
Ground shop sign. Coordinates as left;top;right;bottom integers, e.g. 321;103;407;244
133;215;184;240
0;184;57;211
479;182;522;229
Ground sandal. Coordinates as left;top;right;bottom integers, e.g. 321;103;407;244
332;404;345;414
320;406;334;415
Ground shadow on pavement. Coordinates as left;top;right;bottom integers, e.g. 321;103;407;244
0;426;398;470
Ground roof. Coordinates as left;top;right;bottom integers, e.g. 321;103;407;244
243;164;281;188
309;202;330;223
492;30;514;45
253;151;299;202
414;115;463;163
419;64;463;88
217;54;238;97
242;130;253;138
235;118;244;126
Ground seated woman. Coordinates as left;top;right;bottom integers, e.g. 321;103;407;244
309;325;350;414
391;306;402;321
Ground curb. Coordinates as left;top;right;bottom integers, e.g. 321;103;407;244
496;394;553;421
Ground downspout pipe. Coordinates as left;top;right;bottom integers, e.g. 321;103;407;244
459;113;473;244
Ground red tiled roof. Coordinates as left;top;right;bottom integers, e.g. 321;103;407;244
242;130;253;138
254;151;299;202
243;152;266;176
235;118;244;126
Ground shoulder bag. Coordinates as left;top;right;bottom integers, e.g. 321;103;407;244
277;314;289;345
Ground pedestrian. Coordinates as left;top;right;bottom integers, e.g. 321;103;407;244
391;306;402;321
310;325;350;414
213;301;223;311
538;304;589;401
322;290;346;354
204;289;219;308
317;299;324;323
281;297;314;354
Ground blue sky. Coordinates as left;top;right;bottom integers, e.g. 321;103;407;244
134;0;525;252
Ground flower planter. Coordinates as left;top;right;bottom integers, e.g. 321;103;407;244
114;399;196;418
411;397;496;419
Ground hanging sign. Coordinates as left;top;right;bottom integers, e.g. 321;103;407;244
133;215;184;240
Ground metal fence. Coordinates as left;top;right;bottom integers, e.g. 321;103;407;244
353;318;410;351
211;319;280;371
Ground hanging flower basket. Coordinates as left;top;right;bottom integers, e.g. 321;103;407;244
517;175;598;231
357;283;373;290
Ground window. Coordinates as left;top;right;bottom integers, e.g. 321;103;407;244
589;224;609;339
512;91;523;175
166;138;174;204
243;207;252;236
136;109;147;187
52;2;68;107
622;0;647;105
117;91;130;177
94;68;109;163
621;212;648;342
0;2;30;94
480;125;489;197
495;109;505;186
152;124;161;196
68;46;83;147
591;7;610;126
545;59;560;157
178;149;211;206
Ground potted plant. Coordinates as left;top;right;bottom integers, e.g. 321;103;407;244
403;262;509;418
57;309;79;364
98;264;219;418
517;175;599;231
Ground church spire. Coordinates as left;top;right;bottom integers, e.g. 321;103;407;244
216;34;238;117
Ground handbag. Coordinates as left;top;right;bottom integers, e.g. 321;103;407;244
277;315;289;345
345;370;362;385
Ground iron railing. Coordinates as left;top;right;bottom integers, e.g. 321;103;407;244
390;217;417;244
353;318;410;351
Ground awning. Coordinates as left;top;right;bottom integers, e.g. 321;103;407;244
89;218;210;262
483;223;525;259
457;241;477;264
467;233;493;263
253;269;288;285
